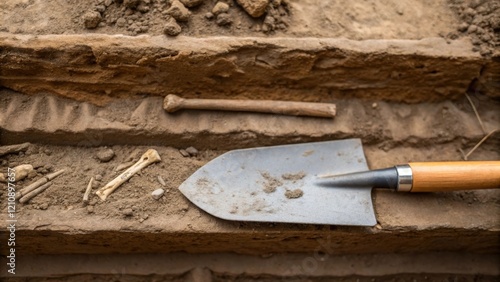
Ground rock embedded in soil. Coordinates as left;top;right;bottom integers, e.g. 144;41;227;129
166;0;191;22
236;0;269;18
180;0;204;8
83;10;102;29
212;2;229;15
216;13;232;26
185;146;198;156
151;188;165;200
96;148;115;162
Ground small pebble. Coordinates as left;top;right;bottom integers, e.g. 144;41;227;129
151;188;165;200
95;4;106;13
95;174;103;181
179;149;190;157
166;0;191;22
372;102;378;109
104;0;113;7
96;148;115;162
44;149;52;156
205;12;214;20
185;146;198;156
212;2;229;15
180;0;204;8
39;203;49;210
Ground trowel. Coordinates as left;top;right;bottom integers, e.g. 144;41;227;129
178;139;500;226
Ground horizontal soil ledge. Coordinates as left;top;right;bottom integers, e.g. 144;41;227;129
1;253;499;279
1;33;499;105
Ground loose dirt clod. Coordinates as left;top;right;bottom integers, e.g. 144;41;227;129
236;0;269;18
164;17;182;36
167;0;191;22
83;10;102;29
281;171;306;182
216;13;233;26
95;149;161;201
212;2;230;15
180;0;205;8
260;172;282;193
284;189;303;199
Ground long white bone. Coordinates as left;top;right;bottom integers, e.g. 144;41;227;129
95;149;161;201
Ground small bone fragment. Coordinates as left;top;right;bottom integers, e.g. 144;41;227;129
83;177;95;204
0;142;30;157
3;164;34;183
19;182;53;204
115;161;135;172
158;175;166;186
96;149;161;201
15;169;65;200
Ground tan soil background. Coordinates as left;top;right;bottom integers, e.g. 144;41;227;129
0;0;500;280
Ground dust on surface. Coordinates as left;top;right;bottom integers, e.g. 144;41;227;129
284;188;303;199
0;143;221;223
259;172;282;193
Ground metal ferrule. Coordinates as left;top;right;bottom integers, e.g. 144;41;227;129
395;165;413;192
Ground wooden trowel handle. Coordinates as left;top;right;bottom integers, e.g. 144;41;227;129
409;161;500;192
163;94;336;118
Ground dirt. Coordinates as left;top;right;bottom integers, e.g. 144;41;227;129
0;144;221;222
260;172;282;193
447;0;499;56
284;188;303;199
281;171;306;182
0;0;462;40
2;0;496;56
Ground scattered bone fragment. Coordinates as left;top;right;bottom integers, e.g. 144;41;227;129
19;182;53;204
151;188;165;200
158;175;166;186
83;177;95;204
0;142;30;157
95;149;161;201
284;188;303;199
15;169;65;200
0;164;33;183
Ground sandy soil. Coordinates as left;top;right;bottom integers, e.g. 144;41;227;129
1;0;497;55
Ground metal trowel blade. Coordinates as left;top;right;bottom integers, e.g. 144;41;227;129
178;139;376;226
